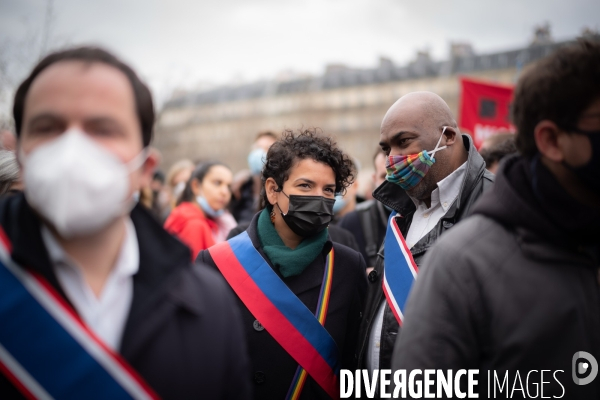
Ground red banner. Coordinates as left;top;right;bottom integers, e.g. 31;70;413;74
458;77;515;149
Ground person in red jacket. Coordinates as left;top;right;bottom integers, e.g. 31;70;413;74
165;161;237;258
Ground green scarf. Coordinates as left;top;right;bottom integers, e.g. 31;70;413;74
256;207;328;278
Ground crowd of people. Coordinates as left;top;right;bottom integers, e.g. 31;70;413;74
0;37;597;399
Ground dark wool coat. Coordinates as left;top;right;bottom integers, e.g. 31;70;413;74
197;212;367;399
0;194;252;400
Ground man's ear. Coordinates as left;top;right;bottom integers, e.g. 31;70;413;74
265;177;278;205
442;126;459;146
534;120;565;162
139;148;159;188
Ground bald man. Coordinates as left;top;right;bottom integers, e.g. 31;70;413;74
355;92;494;394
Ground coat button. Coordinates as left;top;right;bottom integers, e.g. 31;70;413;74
253;320;265;331
254;371;266;384
368;270;378;282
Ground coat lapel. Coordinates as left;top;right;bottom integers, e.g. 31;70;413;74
119;205;198;360
5;194;73;308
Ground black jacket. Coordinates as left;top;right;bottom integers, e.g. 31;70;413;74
0;194;251;400
230;176;258;224
197;212;367;399
337;200;391;268
392;154;600;398
357;134;494;372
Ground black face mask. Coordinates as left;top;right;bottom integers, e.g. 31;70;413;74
563;129;600;195
276;191;335;237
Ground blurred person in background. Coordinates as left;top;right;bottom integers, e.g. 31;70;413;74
392;39;600;399
165;161;237;259
149;169;171;221
135;169;170;223
197;129;367;399
230;130;278;223
165;158;195;212
331;158;360;221
0;150;23;196
0;46;250;398
338;148;391;271
479;132;517;173
356;91;494;396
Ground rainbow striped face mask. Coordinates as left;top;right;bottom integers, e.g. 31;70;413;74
385;127;448;190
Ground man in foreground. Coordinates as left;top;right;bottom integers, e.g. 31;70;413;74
393;39;600;398
0;47;250;399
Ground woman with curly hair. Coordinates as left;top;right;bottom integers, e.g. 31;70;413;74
197;129;367;399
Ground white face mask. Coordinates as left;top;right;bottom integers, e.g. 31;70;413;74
20;129;147;239
173;181;185;199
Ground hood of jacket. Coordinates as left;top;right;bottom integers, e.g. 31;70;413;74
472;153;600;263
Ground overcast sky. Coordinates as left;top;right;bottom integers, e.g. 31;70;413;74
1;0;599;108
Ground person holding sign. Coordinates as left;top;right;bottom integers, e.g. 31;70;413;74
197;129;367;399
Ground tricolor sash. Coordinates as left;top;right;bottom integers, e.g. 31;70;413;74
382;211;419;325
208;232;340;399
0;229;159;400
285;248;334;400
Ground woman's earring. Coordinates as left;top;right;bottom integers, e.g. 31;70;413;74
270;208;276;224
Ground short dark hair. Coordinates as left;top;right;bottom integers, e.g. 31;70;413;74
152;170;165;184
177;161;230;206
260;128;355;208
13;46;154;147
479;133;517;168
512;39;600;157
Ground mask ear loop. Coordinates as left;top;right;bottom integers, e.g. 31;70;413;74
126;148;150;172
274;187;288;216
428;126;449;158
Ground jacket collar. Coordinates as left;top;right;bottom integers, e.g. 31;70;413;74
373;134;487;222
1;195;200;354
245;210;333;296
473;154;599;265
4;194;71;304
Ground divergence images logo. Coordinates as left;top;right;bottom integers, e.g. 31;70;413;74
572;351;598;386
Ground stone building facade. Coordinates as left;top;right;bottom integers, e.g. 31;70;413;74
154;38;573;177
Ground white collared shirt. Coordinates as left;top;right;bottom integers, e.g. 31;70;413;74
41;219;139;351
366;161;467;373
404;161;467;249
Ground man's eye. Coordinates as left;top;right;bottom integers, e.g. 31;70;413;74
31;124;61;135
89;127;116;136
325;188;335;193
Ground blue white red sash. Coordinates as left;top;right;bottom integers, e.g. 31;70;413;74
285;248;334;400
382;211;419;325
0;228;159;400
208;231;340;399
